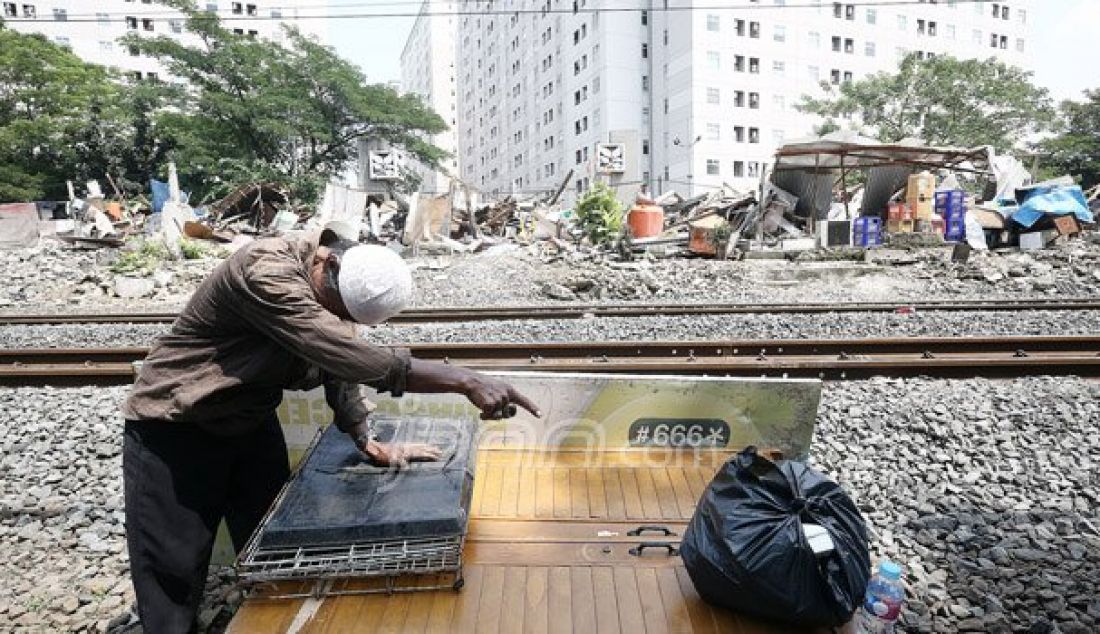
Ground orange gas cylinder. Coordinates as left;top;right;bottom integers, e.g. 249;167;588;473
627;202;664;238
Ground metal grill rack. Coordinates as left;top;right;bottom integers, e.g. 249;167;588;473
237;416;475;597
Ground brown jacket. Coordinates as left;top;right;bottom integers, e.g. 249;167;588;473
122;232;409;435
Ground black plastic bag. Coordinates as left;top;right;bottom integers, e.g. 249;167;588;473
680;447;870;627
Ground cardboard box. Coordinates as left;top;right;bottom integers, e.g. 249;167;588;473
1054;215;1080;236
906;172;936;220
887;219;914;234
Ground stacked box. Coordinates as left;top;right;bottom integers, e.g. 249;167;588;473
852;216;882;247
886;202;914;221
887;219;914;233
935;189;967;241
907;173;936;220
945;218;966;242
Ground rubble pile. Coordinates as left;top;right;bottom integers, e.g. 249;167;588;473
813;376;1100;634
0;242;222;311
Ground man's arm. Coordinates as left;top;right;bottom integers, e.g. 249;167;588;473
404;359;541;420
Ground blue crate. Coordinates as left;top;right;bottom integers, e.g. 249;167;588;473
942;207;967;222
852;229;882;247
935;190;965;208
852;217;882;233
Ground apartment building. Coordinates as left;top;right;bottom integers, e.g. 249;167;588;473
3;0;328;81
400;0;461;195
449;0;1032;205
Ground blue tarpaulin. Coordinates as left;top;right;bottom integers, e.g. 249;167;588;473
149;179;189;213
1011;184;1093;229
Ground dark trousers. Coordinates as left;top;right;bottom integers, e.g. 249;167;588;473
123;415;290;634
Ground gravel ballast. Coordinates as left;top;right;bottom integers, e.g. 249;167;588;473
2;238;1099;313
2;309;1100;349
2;380;1097;632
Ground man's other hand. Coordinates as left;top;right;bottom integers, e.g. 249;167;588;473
359;439;443;468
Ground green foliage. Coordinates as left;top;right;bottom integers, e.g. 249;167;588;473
178;238;208;260
1039;90;1100;190
110;240;170;275
574;182;624;245
798;53;1054;151
0;26;115;200
122;1;448;204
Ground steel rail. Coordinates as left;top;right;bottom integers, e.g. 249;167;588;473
2;336;1099;386
3;297;1100;326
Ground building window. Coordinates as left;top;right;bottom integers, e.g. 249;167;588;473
832;36;841;52
96;11;110;24
246;3;257;16
99;40;113;52
1018;9;1027;24
126;16;138;29
866;8;876;24
706;160;720;176
641;10;647;25
749;92;760;109
946;24;956;40
2;2;15;17
271;9;281;18
707;51;720;70
169;19;183;33
749;58;759;73
706;87;720;104
808;31;820;48
774;25;785;42
831;69;841;84
748;162;760;178
773;95;786;110
206;3;218;11
52;7;66;21
844;38;854;54
734;55;745;72
642;140;650;155
772;61;785;76
898;15;907;31
808;65;820;81
21;3;33;17
865;41;876;57
1016;38;1025;52
749;21;760;38
734;91;745;107
706;123;720;141
53;35;70;47
642;75;649;91
707;14;719;31
773;129;785;144
733;161;745;177
735;19;745;36
734;126;745;142
231;2;242;14
642;43;648;59
142;18;154;30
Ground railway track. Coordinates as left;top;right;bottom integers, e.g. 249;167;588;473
2;297;1100;326
3;335;1099;386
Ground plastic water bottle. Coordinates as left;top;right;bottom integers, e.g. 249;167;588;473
858;560;905;633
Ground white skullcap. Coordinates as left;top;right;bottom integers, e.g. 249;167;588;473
336;245;414;325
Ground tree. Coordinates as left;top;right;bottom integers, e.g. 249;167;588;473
0;25;121;200
124;1;447;203
1040;90;1100;189
797;53;1054;151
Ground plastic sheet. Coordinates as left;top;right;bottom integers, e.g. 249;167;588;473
258;416;476;548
